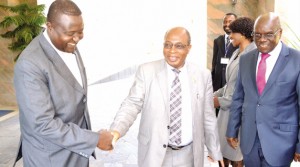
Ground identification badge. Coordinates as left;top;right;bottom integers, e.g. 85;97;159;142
221;57;229;64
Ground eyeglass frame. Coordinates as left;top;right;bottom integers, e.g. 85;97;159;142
163;42;189;50
251;28;281;40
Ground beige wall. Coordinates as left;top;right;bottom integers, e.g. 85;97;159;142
0;0;299;108
275;0;300;49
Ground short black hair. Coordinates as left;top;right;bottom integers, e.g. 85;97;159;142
225;13;237;19
47;0;81;23
229;17;254;41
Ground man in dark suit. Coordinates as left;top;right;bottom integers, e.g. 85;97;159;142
13;0;113;166
226;12;300;166
211;13;238;92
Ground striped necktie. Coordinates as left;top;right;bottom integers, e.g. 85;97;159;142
169;68;182;145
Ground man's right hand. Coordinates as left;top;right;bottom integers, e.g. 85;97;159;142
110;130;120;147
226;137;239;150
213;96;220;108
97;129;114;150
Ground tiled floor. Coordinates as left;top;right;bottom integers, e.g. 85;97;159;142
0;77;215;167
1;113;217;167
1;76;299;167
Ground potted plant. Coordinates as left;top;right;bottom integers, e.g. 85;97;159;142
0;3;46;61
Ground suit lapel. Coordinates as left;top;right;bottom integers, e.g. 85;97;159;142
226;50;239;81
249;50;260;94
39;34;85;95
221;35;226;54
262;44;289;96
74;49;92;128
74;48;87;95
186;64;197;117
157;62;169;117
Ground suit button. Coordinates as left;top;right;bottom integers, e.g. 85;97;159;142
163;144;167;148
167;126;170;129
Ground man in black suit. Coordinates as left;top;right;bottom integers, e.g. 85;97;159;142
212;13;238;92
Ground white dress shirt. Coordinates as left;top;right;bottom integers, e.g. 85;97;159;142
256;41;282;81
167;63;193;146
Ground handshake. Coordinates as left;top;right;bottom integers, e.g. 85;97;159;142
97;130;120;151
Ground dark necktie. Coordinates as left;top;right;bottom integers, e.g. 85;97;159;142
169;69;182;145
225;36;230;55
256;53;271;95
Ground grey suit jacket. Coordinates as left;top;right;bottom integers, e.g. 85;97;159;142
13;33;99;167
214;42;256;160
214;42;257;110
110;59;222;167
227;42;300;166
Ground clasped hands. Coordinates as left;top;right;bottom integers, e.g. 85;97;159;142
97;129;120;151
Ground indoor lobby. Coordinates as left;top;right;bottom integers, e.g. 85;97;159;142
1;0;300;166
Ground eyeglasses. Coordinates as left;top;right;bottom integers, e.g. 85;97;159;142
251;29;281;40
163;42;188;50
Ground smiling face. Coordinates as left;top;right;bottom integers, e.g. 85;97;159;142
253;13;282;54
47;13;84;53
223;15;236;35
228;17;254;48
163;27;191;69
230;32;243;47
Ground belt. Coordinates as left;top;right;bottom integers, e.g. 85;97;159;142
167;142;192;150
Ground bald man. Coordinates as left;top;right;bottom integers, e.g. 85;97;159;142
109;27;223;167
226;12;300;166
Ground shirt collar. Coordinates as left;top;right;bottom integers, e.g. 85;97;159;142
43;29;74;57
166;62;187;74
259;41;282;58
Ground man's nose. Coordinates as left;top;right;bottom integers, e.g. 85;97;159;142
73;35;80;43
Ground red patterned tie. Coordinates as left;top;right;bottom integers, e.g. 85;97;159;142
256;53;271;95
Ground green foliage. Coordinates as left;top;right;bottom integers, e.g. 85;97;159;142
0;3;46;60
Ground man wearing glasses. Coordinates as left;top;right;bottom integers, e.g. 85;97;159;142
109;27;223;167
226;12;300;166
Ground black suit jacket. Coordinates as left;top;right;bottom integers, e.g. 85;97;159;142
211;35;238;91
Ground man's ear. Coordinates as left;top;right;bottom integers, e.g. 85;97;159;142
46;22;53;31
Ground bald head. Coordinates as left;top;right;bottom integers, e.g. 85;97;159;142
254;12;281;31
164;27;191;45
253;12;282;54
163;27;192;69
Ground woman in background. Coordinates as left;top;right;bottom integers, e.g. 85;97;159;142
213;17;256;167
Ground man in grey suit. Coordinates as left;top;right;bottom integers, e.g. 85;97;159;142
13;0;113;166
109;27;223;167
226;12;300;166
